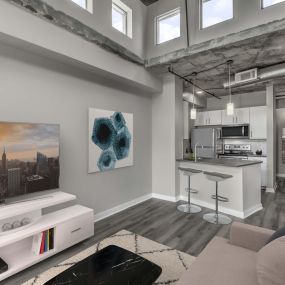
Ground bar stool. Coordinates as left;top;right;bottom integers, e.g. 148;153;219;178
177;167;202;214
203;171;233;225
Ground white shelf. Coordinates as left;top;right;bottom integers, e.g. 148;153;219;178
0;244;57;280
0;191;76;220
0;205;90;248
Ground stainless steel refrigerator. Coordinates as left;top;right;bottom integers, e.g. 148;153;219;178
191;127;222;158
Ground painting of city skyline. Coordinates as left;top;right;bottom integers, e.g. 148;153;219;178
0;122;60;200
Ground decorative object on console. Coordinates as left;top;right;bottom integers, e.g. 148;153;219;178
88;108;133;173
0;258;8;275
0;122;60;202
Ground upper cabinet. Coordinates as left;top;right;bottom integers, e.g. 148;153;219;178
194;110;222;126
250;106;267;139
195;107;267;140
221;108;250;125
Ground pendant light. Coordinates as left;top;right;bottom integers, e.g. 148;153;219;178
226;60;234;116
190;76;197;120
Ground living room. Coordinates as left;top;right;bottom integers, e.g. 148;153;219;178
0;0;284;284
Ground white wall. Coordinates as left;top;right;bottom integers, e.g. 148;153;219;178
0;42;152;215
146;0;285;59
44;0;147;58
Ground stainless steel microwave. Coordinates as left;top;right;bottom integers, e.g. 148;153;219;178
221;125;249;139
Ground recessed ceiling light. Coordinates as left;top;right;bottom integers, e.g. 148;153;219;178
196;90;203;94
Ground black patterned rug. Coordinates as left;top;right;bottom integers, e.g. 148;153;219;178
24;230;195;285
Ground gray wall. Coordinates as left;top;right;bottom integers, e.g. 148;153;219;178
206;91;266;110
146;0;285;59
146;0;187;59
44;0;147;58
0;43;152;215
276;108;285;176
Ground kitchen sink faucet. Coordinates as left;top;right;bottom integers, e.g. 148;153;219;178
195;142;204;162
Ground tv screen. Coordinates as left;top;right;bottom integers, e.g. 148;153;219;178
0;122;60;201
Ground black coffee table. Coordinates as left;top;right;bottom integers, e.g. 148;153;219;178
45;245;162;285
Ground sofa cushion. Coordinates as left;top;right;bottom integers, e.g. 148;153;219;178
257;236;285;285
266;227;285;244
177;237;258;285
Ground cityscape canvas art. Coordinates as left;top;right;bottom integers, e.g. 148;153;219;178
89;108;133;173
0;122;60;200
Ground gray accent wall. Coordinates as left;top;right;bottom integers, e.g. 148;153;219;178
206;91;266;111
276;108;285;176
0;42;152;215
146;0;285;59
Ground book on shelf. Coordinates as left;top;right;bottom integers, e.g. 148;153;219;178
32;228;54;255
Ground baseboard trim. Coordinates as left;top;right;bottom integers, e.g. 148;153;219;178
94;193;152;222
243;204;263;219
179;195;262;219
266;187;275;193
152;193;178;202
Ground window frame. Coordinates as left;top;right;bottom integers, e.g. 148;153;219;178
112;2;127;35
70;0;93;13
261;0;285;9
155;7;181;45
112;0;133;38
200;0;234;30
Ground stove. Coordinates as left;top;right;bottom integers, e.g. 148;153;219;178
219;144;253;159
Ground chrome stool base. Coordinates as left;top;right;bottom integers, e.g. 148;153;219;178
177;204;202;214
203;213;232;225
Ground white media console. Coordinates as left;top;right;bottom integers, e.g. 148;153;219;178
0;191;94;281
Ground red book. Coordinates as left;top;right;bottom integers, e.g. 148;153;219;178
40;232;46;254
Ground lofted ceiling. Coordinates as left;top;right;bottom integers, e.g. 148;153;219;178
140;0;159;6
146;18;285;97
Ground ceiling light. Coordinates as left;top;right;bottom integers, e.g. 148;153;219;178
191;78;197;120
196;90;203;95
226;60;234;116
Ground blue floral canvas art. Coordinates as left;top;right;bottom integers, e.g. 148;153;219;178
88;108;133;173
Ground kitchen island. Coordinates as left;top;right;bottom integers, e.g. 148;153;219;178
176;158;263;219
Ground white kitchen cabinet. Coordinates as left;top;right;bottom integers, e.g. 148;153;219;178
222;110;234;125
222;108;250;125
194;112;206;126
195;111;222;126
250;106;267;139
235;108;250;124
207;110;222;125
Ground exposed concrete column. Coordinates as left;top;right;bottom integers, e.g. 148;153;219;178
152;74;183;200
266;82;276;192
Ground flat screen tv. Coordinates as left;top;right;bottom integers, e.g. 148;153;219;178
0;122;60;202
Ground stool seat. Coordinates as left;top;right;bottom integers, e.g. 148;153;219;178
204;171;233;182
177;167;202;214
178;167;202;176
203;171;233;225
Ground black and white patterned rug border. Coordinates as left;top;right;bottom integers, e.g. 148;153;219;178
24;230;195;285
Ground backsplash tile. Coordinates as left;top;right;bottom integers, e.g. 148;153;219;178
223;139;267;155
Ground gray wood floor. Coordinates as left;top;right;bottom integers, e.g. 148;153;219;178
4;179;285;285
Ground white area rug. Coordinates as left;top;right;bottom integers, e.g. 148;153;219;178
24;230;195;285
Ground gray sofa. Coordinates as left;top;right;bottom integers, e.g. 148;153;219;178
177;222;274;285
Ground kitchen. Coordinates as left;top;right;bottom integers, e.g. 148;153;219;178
178;90;269;221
